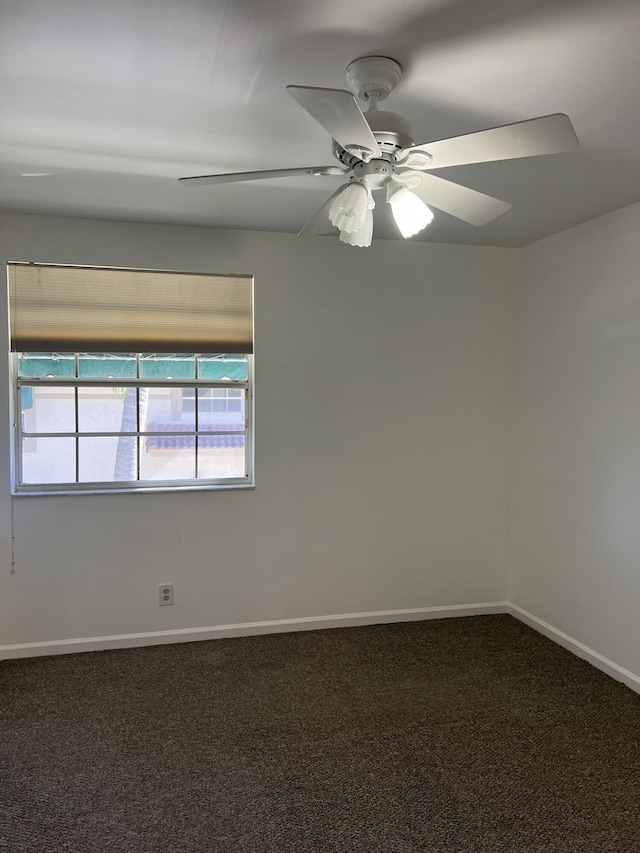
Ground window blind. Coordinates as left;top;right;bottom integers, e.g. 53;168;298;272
8;263;254;353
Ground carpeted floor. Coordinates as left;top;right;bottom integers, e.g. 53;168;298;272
1;615;639;853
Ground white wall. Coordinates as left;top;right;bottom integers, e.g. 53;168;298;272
0;212;514;646
509;202;640;678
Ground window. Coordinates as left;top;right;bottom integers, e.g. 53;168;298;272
9;265;253;493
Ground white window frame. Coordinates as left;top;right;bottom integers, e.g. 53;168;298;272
11;353;254;495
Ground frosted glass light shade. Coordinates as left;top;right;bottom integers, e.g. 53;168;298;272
328;181;369;233
339;208;374;247
387;183;434;239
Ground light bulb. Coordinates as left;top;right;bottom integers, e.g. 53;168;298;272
328;181;369;233
386;180;434;239
339;208;374;248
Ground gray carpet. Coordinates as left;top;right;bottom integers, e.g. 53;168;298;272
1;615;639;852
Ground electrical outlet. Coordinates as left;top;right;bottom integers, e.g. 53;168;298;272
159;583;174;606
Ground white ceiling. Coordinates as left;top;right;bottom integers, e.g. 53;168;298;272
0;0;638;247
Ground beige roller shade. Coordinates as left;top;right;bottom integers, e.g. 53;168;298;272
8;263;253;353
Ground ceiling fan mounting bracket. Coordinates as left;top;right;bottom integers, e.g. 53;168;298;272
346;56;402;103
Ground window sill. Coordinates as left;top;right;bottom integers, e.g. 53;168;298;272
12;482;256;497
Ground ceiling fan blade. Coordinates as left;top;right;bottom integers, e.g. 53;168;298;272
179;166;345;187
408;172;511;226
397;114;578;170
287;85;382;161
297;186;347;237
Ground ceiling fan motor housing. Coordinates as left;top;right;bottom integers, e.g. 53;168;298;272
366;110;414;155
331;110;414;167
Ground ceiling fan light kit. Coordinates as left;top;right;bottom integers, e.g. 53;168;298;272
180;55;579;248
328;181;370;233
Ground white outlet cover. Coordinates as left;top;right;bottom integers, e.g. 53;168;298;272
159;583;174;606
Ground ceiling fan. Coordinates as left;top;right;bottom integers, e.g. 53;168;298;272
179;56;579;247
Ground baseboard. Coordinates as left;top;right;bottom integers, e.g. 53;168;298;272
0;601;509;660
507;604;640;695
4;603;639;694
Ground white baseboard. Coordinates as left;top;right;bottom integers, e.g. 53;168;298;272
6;602;638;694
507;604;640;695
0;602;508;660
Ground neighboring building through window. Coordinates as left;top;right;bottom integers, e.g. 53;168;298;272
9;264;253;493
182;386;243;414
